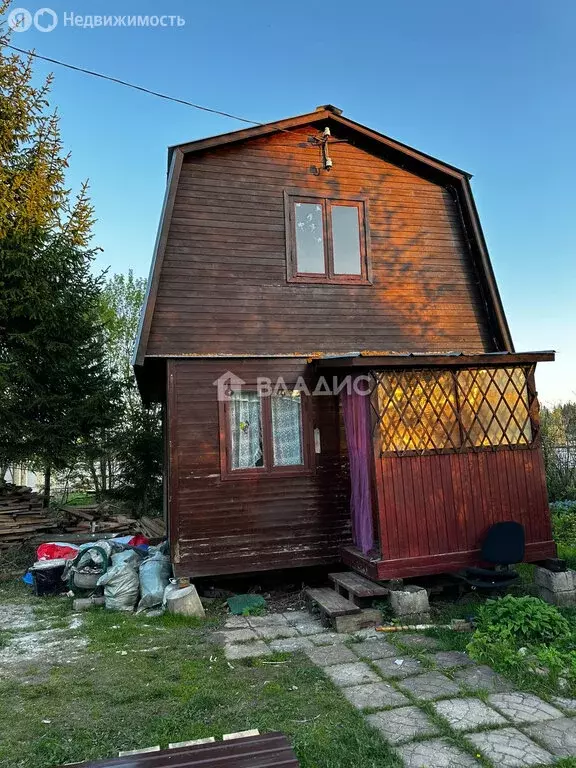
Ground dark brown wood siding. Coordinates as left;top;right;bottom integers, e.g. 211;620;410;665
168;358;350;577
148;127;495;357
362;449;555;579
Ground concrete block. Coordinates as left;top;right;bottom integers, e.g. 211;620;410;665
389;586;430;618
165;584;205;618
534;568;575;592
334;608;381;634
537;587;576;608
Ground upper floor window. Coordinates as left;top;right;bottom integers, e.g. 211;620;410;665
285;192;370;284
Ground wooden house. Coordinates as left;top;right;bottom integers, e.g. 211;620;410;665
134;105;556;580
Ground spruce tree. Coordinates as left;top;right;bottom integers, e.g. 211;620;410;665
0;15;119;496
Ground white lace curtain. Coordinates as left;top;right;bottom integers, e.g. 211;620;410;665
229;392;263;469
272;393;303;466
229;391;303;469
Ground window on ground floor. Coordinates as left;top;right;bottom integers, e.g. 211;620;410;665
221;389;309;477
374;366;534;456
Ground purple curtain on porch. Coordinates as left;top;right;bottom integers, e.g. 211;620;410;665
341;380;375;554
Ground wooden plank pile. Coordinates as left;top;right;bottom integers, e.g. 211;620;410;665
136;516;166;539
0;484;56;548
60;504;137;536
0;485;166;549
59;506;166;541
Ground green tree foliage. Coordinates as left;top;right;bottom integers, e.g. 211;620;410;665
0;18;119;492
80;271;162;515
112;404;163;517
540;403;576;501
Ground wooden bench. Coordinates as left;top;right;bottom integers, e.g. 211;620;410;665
62;732;300;767
329;571;389;606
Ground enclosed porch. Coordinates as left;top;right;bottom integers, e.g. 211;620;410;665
318;351;557;581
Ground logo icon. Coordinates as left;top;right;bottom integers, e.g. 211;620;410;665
34;7;57;32
213;371;246;402
8;7;33;31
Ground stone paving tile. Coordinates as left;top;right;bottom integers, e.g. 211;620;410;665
372;655;423;679
397;737;480;767
349;638;398;660
397;671;462;701
552;696;576;713
366;705;439;745
291;620;326;636
324;662;381;688
305;644;359;667
353;627;380;640
429;650;476;669
343;681;409;711
453;664;515;693
526;717;576;757
468;727;555;767
246;614;289;627
253;625;298;641
392;633;441;651
216;628;259;644
224;616;249;629
224;641;271;660
268;636;314;653
488;692;564;724
282;611;312;624
433;697;507;731
309;632;351;646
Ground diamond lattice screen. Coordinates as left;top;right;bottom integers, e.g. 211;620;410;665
376;371;461;453
374;366;534;456
457;368;532;448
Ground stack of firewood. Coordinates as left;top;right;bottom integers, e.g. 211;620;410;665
0;485;56;548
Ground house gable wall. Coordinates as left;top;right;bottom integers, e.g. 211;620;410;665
146;126;497;357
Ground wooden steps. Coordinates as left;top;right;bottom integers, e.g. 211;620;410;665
305;587;360;621
305;572;388;632
329;571;388;606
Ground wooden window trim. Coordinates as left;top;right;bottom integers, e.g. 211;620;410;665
219;388;315;480
284;190;372;285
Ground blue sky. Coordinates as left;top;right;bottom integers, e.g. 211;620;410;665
5;0;575;403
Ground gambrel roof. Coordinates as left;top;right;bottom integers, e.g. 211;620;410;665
133;105;514;368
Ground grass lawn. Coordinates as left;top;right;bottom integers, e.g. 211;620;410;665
2;557;576;767
0;580;402;768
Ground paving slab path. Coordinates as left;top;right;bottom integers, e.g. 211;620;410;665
214;611;576;767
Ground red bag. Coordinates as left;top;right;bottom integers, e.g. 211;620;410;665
37;542;80;561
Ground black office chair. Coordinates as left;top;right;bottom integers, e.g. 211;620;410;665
459;521;525;589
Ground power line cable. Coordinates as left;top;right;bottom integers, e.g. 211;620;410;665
4;44;345;153
5;43;266;127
